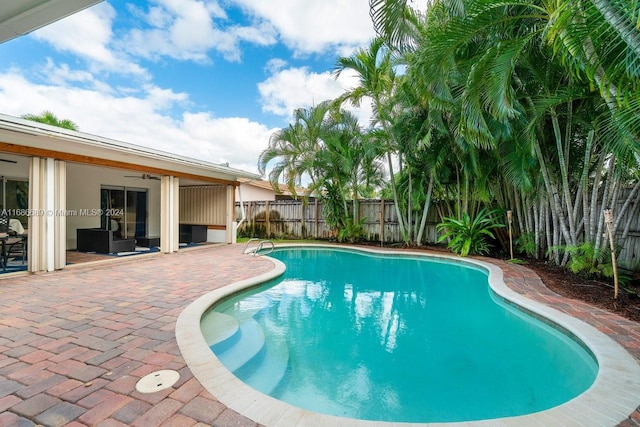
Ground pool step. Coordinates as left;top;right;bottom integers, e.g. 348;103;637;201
241;334;290;395
204;299;289;396
212;318;266;372
201;312;239;347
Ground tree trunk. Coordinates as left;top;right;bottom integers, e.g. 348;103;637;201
416;172;435;246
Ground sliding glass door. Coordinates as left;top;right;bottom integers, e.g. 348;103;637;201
100;186;147;238
127;190;148;238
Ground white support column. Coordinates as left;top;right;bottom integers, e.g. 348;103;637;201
45;158;55;271
28;157;65;272
172;177;179;251
161;176;180;253
226;184;235;244
54;160;66;269
28;158;44;272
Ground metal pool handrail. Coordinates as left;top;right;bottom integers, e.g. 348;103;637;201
243;238;274;256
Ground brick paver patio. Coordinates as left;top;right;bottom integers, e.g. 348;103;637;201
0;244;638;426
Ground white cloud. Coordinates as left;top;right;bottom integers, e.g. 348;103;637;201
231;22;278;46
181;113;276;171
122;0;276;63
231;0;375;56
31;2;147;77
258;65;374;126
39;59;113;93
0;70;274;174
258;67;342;116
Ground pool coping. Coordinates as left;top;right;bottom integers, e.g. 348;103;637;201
175;244;640;427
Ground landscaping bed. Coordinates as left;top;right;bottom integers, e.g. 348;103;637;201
525;258;640;323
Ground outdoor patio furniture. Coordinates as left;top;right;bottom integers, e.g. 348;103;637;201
5;233;27;265
0;213;27;270
136;236;160;247
76;228;136;254
0;232;7;271
179;224;207;244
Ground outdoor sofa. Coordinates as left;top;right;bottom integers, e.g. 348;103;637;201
76;228;136;254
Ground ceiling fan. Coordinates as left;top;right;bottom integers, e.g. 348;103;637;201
0;158;18;164
124;173;161;181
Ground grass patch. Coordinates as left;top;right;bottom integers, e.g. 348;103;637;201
237;237;328;244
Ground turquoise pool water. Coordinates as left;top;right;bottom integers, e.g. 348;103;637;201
203;247;598;422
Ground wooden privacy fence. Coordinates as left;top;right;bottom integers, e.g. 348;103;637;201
236;197;640;271
610;187;640;272
236;198;437;245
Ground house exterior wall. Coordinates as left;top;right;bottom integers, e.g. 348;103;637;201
236;183;276;202
179;185;227;226
66;163;161;249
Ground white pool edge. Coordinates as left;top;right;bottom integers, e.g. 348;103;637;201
175;244;640;427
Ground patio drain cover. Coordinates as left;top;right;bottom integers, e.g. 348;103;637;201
135;370;180;393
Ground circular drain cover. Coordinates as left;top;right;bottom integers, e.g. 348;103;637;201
135;370;180;393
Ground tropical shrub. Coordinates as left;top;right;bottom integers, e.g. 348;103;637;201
558;241;630;286
436;208;505;256
337;217;367;243
515;232;537;258
322;181;347;236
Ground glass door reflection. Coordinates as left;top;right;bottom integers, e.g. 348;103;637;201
101;186;147;238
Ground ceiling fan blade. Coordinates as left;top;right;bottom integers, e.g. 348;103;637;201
0;158;18;164
124;174;161;180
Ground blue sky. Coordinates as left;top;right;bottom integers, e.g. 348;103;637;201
0;0;383;174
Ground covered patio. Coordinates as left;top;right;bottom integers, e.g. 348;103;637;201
0;114;259;274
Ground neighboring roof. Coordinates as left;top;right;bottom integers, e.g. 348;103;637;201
0;113;260;184
0;0;103;43
238;178;307;196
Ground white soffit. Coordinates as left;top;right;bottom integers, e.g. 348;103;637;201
0;0;103;44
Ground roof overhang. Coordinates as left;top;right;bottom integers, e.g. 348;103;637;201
0;114;261;185
0;0;103;44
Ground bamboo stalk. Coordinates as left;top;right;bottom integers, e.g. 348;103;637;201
380;198;385;246
604;209;619;299
507;210;513;260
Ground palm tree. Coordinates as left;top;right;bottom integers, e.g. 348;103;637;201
313;111;384;225
370;0;640;265
545;0;640;149
257;101;336;196
371;0;640;152
334;38;411;240
21;110;78;130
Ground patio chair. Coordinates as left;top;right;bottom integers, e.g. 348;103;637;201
7;233;26;265
0;212;7;270
0;213;27;269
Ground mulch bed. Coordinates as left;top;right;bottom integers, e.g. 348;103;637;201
524;258;640;323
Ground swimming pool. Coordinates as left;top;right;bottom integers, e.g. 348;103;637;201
204;247;596;422
176;244;640;426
